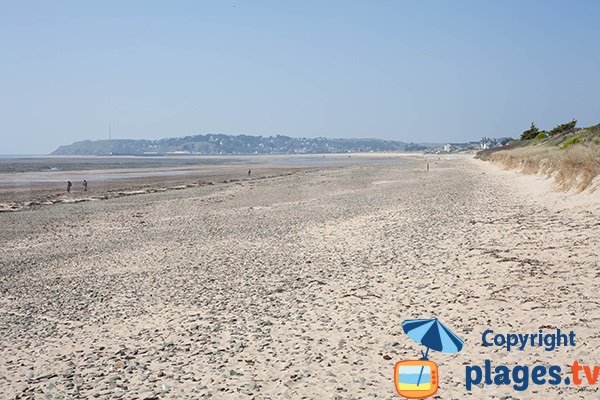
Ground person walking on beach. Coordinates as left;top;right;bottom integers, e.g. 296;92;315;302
248;169;251;176
67;181;72;193
83;179;88;191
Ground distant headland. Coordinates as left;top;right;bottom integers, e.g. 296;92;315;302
52;134;428;156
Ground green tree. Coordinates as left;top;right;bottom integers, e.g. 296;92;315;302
549;119;577;136
521;122;540;140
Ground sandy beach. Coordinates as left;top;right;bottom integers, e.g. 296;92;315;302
1;155;599;399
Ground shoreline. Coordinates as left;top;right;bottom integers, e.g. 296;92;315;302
0;153;424;213
0;168;306;213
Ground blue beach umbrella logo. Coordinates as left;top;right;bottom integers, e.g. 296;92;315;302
394;318;464;399
402;318;464;358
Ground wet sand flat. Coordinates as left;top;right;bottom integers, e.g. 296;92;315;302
0;156;599;399
0;153;411;210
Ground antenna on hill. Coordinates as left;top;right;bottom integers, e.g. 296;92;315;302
108;121;112;155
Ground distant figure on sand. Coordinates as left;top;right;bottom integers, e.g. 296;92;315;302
67;181;72;193
248;169;251;176
83;180;88;191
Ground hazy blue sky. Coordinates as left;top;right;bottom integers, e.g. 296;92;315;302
2;1;600;154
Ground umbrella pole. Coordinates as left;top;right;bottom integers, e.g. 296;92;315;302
416;347;430;386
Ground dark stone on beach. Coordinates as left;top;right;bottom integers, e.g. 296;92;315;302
32;373;58;381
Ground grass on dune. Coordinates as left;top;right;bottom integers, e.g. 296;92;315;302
477;123;600;192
